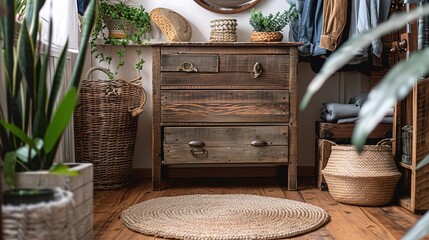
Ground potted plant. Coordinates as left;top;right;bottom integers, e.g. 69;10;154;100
249;4;298;42
0;0;95;200
91;0;151;79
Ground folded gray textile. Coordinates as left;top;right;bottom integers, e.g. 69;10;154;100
321;103;360;123
321;93;394;123
337;116;393;124
348;93;368;107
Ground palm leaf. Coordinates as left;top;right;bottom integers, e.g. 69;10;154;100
352;48;429;150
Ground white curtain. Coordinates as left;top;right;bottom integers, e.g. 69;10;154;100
39;0;80;53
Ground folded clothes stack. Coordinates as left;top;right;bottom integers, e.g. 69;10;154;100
320;93;393;123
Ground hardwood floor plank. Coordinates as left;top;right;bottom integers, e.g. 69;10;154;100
93;177;421;240
301;189;399;240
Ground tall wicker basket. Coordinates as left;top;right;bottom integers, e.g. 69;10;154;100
74;67;147;189
321;139;401;206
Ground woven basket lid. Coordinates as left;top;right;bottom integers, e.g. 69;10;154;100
150;8;192;42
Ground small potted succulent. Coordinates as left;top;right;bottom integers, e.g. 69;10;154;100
249;4;297;42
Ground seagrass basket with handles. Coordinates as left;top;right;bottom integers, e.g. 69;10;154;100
74;67;147;189
321;139;401;206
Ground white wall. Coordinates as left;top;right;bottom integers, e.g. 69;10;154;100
90;0;368;170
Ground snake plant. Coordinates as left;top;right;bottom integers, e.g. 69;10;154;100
0;0;96;188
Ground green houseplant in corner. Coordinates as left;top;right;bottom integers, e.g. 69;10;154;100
249;4;297;42
299;4;429;240
0;0;96;202
91;0;151;79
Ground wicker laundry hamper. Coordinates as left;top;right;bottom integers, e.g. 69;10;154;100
321;139;401;206
74;67;147;189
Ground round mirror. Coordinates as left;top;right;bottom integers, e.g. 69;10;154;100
194;0;261;14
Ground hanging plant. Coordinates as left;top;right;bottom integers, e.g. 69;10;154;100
90;0;151;78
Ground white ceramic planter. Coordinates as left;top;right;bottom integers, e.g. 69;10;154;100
2;163;94;240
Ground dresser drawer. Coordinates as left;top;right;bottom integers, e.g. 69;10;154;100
163;126;289;164
161;54;219;72
161;90;289;123
221;54;290;73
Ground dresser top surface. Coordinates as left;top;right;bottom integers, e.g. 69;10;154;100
149;42;303;47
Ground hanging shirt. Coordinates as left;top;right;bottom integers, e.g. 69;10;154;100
348;0;391;64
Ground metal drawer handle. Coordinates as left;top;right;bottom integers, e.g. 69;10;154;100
251;62;263;78
190;148;208;157
251;140;268;147
188;140;206;148
177;61;198;72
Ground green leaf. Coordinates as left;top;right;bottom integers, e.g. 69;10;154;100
43;87;78;153
16;138;43;163
47;41;68;120
17;19;36;104
417;155;429;170
49;163;79;176
70;0;96;88
0;0;15;86
352;48;429;151
402;211;429;240
3;152;17;189
0;119;32;145
299;4;429;110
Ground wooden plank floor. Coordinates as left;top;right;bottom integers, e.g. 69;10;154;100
93;177;425;240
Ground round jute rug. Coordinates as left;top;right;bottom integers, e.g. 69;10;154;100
121;194;329;239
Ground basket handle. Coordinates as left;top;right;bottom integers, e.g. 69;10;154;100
376;138;392;146
84;67;112;80
120;76;147;117
320;139;336;146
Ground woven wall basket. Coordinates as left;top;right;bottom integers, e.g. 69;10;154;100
250;31;283;42
2;188;75;240
74;67;147;189
321;139;401;206
150;8;192;42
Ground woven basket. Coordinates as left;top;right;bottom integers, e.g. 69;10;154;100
150;8;192;42
74;67;147;189
210;18;237;42
105;18;133;39
321;139;401;206
250;31;283;42
2;188;75;240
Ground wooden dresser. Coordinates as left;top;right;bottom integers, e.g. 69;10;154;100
151;42;301;190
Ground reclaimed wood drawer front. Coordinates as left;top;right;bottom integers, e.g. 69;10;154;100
161;90;289;123
163;126;289;164
161;54;219;72
160;72;289;88
221;55;290;73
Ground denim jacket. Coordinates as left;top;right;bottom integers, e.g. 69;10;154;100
298;0;326;56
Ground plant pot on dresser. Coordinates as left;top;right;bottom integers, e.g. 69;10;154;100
2;163;94;240
151;42;302;190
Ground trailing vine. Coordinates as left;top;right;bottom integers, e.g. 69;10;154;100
90;0;151;79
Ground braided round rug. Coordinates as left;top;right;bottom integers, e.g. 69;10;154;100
121;194;329;239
